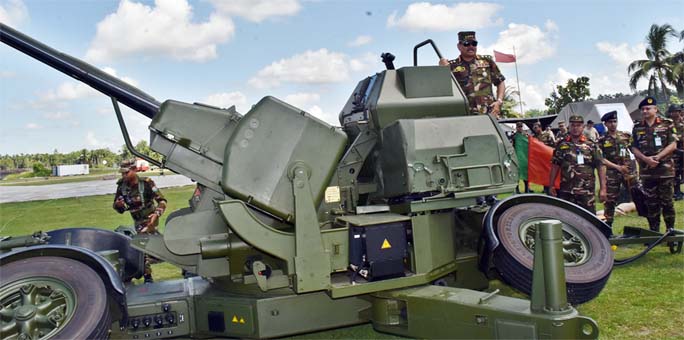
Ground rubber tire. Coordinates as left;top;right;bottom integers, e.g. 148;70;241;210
0;256;112;339
492;203;613;305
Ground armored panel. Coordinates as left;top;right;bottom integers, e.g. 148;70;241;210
222;96;347;221
150;100;242;164
379;115;516;197
370;67;469;129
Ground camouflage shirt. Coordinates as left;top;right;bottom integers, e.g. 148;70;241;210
535;130;556;147
631;117;676;178
113;176;167;225
598;131;633;167
555;130;568;144
552;135;603;195
448;55;505;115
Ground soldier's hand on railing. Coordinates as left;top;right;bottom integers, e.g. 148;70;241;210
438;58;449;66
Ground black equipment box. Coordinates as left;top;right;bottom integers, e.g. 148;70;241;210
337;213;410;281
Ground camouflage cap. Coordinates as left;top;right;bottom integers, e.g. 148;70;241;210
601;110;617;122
532;121;541;127
119;159;136;173
667;104;680;113
458;31;476;42
515;121;524;127
569;115;584;123
638;96;656;108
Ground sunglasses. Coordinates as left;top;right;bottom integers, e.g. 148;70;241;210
461;40;478;47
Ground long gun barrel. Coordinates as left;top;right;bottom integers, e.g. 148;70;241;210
0;23;160;119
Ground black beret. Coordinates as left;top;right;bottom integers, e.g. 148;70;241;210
587;120;594;124
601;110;617;122
639;96;657;108
458;31;476;42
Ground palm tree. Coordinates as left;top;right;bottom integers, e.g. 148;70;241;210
501;86;523;118
628;24;675;101
665;29;684;98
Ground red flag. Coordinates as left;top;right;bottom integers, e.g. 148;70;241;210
494;50;516;63
527;137;560;189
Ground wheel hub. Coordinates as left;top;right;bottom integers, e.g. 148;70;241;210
519;219;591;266
1;280;75;339
15;305;37;321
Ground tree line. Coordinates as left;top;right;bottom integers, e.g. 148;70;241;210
0;140;161;171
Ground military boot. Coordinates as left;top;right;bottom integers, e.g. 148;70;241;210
144;274;154;284
648;218;660;233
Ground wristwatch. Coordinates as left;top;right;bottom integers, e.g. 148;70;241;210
496;99;503;105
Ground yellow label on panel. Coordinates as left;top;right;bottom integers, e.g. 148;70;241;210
240;318;246;324
232;315;239;323
381;239;392;249
324;186;341;203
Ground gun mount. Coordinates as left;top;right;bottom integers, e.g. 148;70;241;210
1;23;615;339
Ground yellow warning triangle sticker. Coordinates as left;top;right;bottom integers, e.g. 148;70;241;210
381;238;392;249
232;315;238;323
240;317;245;324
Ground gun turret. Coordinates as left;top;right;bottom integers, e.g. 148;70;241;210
0;23;160;119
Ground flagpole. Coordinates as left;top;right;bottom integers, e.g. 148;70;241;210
513;45;524;116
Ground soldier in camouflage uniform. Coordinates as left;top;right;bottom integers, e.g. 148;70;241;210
439;31;506;118
549;115;607;213
630;97;677;232
598;111;634;227
113;159;167;283
667;104;683;200
532;121;556;147
555;120;568;144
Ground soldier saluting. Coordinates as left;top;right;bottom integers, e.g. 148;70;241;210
439;31;506;118
598;110;634;227
630;97;677;232
113;159;167;283
549;115;607;213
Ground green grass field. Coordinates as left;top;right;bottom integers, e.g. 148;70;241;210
0;184;682;339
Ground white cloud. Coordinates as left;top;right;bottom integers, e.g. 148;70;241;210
25;122;41;129
208;0;301;23
203;91;250;113
0;0;28;27
484;20;558;64
509;80;546;111
596;42;645;67
349;52;377;72
249;49;373;88
284;92;320;109
43;112;72;120
85;0;234;63
37;67;137;103
86;131;103;147
0;71;16;78
348;35;372;47
387;2;502;31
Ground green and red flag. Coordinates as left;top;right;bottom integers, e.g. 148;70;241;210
514;134;560;188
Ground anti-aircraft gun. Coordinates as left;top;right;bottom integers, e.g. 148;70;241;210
1;23;614;339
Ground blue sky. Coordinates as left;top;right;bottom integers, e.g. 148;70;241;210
1;0;683;155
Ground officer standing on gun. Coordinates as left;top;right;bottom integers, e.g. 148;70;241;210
114;159;167;283
630;97;677;232
598;111;634;227
439;31;506;118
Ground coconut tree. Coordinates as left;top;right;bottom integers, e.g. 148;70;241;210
664;29;684;98
628;24;675;101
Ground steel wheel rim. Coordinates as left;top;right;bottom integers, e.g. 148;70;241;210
0;278;76;340
518;218;592;266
